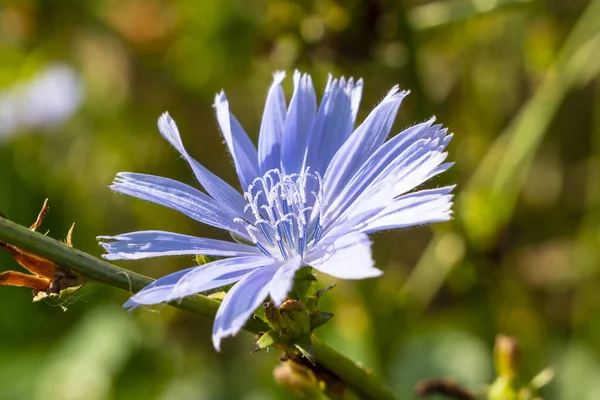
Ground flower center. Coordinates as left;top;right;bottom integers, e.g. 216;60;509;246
235;168;324;260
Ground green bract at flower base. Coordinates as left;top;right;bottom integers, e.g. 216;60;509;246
254;281;335;364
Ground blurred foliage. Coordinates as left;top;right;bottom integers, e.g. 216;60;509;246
1;0;600;399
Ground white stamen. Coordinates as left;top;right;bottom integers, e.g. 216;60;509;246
235;168;324;260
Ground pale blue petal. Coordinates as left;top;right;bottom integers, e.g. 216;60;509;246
98;230;261;260
124;255;275;309
321;179;395;240
169;256;277;300
306;232;382;279
305;76;364;175
281;71;317;175
349;78;364;124
214;92;260;190
324;121;450;227
385;143;450;197
124;266;196;309
269;255;302;306
158;113;247;213
212;263;281;350
111;173;250;239
391;138;453;197
323;87;408;205
360;186;454;233
333;147;449;232
258;71;287;173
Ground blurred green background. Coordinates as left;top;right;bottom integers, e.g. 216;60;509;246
1;0;600;399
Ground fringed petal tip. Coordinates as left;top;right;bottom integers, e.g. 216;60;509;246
109;173;123;187
112;171;141;185
109;176;129;192
96;235;114;251
292;70;314;89
359;186;456;234
383;86;410;101
213;90;227;107
95;238;113;259
272;70;286;84
157;112;189;155
157;111;172;126
293;69;302;82
323;74;363;97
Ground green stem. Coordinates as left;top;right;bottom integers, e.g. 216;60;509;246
0;217;399;400
313;336;399;400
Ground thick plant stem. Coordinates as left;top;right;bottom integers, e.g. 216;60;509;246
313;335;399;400
0;217;399;400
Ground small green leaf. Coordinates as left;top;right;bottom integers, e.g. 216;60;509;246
316;283;336;299
294;335;315;365
254;303;267;322
310;311;334;330
253;330;283;353
306;283;336;310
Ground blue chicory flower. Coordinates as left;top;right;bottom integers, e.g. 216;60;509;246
99;71;454;350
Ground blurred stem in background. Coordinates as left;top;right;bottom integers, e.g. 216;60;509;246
401;0;600;311
408;0;536;31
0;216;399;400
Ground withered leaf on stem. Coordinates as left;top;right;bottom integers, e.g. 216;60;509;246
0;199;85;302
